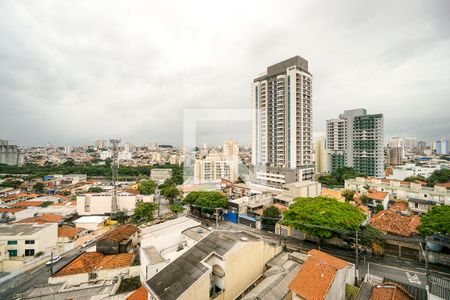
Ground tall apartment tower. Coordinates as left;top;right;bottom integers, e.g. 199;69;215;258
251;56;314;187
326;109;384;178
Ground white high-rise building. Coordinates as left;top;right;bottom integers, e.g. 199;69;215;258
251;56;314;186
326;109;384;178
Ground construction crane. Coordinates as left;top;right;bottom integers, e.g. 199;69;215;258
109;138;121;214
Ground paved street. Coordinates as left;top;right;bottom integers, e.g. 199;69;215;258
0;246;90;300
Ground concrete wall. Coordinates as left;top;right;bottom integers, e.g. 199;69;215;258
178;272;210;300
325;264;355;300
49;266;140;285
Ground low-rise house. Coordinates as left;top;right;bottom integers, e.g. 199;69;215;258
364;191;389;212
139;217;209;282
58;226;88;243
96;224;138;254
0;207;26;223
408;197;436;215
273;181;321;207
0;223;57;271
16;213;63;224
73;215;109;231
321;188;345;202
289;249;355;300
77;191;154;216
49;252;138;285
370;282;414;300
127;286;149;300
145;230;281;300
369;210;422;260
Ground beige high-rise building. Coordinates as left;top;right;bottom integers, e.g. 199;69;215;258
95;139;107;149
194;141;239;184
314;136;327;174
251;56;314;184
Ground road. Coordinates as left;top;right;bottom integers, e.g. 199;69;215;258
0;245;93;300
217;220;450;290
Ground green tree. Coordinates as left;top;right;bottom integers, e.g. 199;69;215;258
88;186;104;193
138;180;157;195
132;202;159;223
113;210;127;224
418;205;450;236
318;167;364;187
427;169;450;186
262;206;282;231
360;226;385;248
33;182;45;193
39;201;53;207
0;179;22;189
169;204;184;214
161;186;180;204
62;159;76;167
183;191;228;214
283;196;365;241
341;190;355;202
375;204;384;213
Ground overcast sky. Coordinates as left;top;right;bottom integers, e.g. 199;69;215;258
1;0;449;147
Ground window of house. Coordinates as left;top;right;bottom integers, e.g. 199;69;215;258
25;249;35;256
7;240;17;245
7;249;17;257
25;240;35;244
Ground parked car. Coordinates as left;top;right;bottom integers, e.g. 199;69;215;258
82;238;95;248
46;255;61;265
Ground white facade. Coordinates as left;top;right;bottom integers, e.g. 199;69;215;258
387;163;449;180
0;223;58;260
252;56;314;181
73;216;109;231
76;192;154;216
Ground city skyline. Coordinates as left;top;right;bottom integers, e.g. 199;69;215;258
1;1;449;146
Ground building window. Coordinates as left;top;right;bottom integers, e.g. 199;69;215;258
7;240;17;245
7;249;17;257
25;240;35;244
25;249;35;256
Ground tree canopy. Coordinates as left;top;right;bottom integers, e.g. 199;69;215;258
262;206;282;230
427;169;450;186
183;191;228;211
33;182;45;193
341;190;355;202
283;196;366;239
418;205;450;236
359;225;385;247
138;180;157;195
88;186;104;193
318;167;365;186
132;202;159;222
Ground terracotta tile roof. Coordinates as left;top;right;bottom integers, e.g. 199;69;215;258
389;201;408;212
11;201;45;207
321;189;345;201
437;182;450;189
371;282;414;300
0;208;25;213
98;224;137;242
58;226;85;238
357;204;371;215
369;210;420;237
1;193;28;202
289;250;349;300
125;188;140;195
17;214;63;224
127;286;148;300
367;192;389;202
272;203;288;212
53;252;134;277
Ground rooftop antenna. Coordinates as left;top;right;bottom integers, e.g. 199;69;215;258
110;138;121;214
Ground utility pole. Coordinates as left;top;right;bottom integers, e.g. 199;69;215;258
50;251;53;275
355;230;359;285
109;138;120;215
214;208;219;229
155;187;161;218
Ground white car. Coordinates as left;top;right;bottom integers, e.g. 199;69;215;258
82;238;95;248
46;255;61;265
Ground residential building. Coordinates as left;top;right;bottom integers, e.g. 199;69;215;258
314;135;327;174
96;224;138;254
387;147;403;166
241;252;307;300
387;162;449;181
145;230;281;300
57;226;88;244
436;137;449;155
288;249;355;300
363;191;389;212
150;168;172;183
345;177;449;206
139;217;208;282
326;109;384;177
0;223;57;269
252;56;314;184
416;141;426;154
95;139;107;149
273;181;321;207
73;216;109;231
49;252;138;285
76;191;154;216
193;141;239;184
369;282;414;300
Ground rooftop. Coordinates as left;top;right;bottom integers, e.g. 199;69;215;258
181;225;211;242
369;210;420;237
73;215;109;224
289;249;350;300
146;230;259;300
127;286;148;300
53;252;134;277
58;226;85;238
367;191;389;201
0;223;55;236
11;201;45;207
97;224;137;242
371;282;414;300
17;214;63;224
